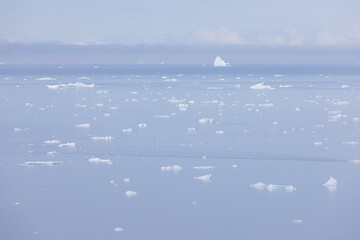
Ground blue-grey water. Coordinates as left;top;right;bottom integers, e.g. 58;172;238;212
1;64;360;240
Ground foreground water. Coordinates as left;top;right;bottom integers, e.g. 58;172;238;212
1;64;360;240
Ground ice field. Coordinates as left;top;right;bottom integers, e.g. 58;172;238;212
1;64;360;239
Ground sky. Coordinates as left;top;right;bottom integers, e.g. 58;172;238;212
1;0;360;63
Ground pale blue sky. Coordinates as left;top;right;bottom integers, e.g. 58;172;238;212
1;0;360;46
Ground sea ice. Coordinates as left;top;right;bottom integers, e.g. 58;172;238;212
37;77;56;81
214;56;229;67
14;127;29;133
91;136;114;141
292;220;303;224
58;142;76;148
125;190;137;197
138;123;147;128
161;165;183;172
122;128;133;133
194;174;212;182
44;140;61;145
193;166;215;170
198;118;214;124
75;123;90;128
250;83;274;90
88;158;112;165
343;141;358;145
314;142;323;146
123;178;131;183
23;161;62;166
251;182;296;192
46;82;95;90
46;151;57;156
323;176;337;191
215;130;224;135
113;227;124;232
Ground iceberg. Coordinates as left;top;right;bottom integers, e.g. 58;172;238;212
214;56;229;67
125;190;137;197
323;177;337;192
23;161;62;166
250;83;274;90
251;182;296;192
88;158;112;165
194;174;212;182
161;165;183;172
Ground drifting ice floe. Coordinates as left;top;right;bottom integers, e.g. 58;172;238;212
125;190;137;197
122;128;133;133
215;130;224;135
138;123;147;128
214;56;229;67
193;166;215;170
91;136;114;141
292;220;303;224
194;174;212;182
123;178;131;183
14;127;29;133
44;140;61;145
323;176;337;191
161;165;183;172
250;83;274;90
251;182;296;192
46;82;95;90
314;142;323;146
37;77;56;81
23;161;62;166
75;123;90;128
47;151;57;156
343;141;358;145
113;227;124;232
88;158;112;165
198;118;214;124
58;142;76;148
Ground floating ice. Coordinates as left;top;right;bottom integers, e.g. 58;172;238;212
215;130;224;135
214;56;229;67
193;166;215;170
122;128;133;133
314;142;323;146
323;177;337;191
251;182;296;192
187;127;197;133
37;77;56;81
47;151;57;156
353;117;360;122
125;190;137;197
154;115;170;118
198;118;214;124
279;85;292;88
341;85;349;88
113;227;124;232
343;141;358;145
58;142;76;148
88;158;112;165
23;161;62;166
14;127;29;133
161;165;183;172
91;136;114;142
232;164;238;168
75;123;90;128
44;140;61;145
194;174;212;182
258;103;274;107
46;82;95;90
77;76;90;80
250;83;274;90
292;220;303;224
138;123;147;128
123;178;131;183
352;159;360;165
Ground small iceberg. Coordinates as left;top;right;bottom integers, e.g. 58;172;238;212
194;174;212;182
214;56;229;67
161;165;183;172
251;182;296;192
23;161;62;166
88;157;112;165
250;83;274;90
125;190;137;197
323;176;337;191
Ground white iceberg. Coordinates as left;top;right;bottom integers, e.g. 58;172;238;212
44;140;61;145
250;83;274;90
123;178;131;183
122;128;133;133
161;165;183;172
194;174;212;182
214;56;229;67
251;182;296;192
113;227;124;232
323;176;337;192
23;161;62;166
75;123;90;128
14;127;29;133
58;142;76;148
125;190;137;197
138;123;147;128
91;136;114;142
88;158;112;165
193;166;215;170
198;118;214;124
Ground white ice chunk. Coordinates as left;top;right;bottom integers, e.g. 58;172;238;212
75;123;90;128
194;174;212;182
314;142;323;146
58;142;76;148
138;123;147;128
323;176;337;191
125;190;137;197
46;82;95;90
232;164;238;168
113;227;124;232
250;83;274;90
91;136;114;141
343;141;358;145
292;220;303;224
161;165;183;172
193;166;214;170
215;130;224;135
37;77;56;81
44;140;60;145
14;127;29;132
258;103;274;107
122;128;133;133
88;157;112;165
23;161;62;166
198;118;214;124
123;178;131;183
47;151;57;156
251;182;296;192
251;182;266;190
214;56;229;67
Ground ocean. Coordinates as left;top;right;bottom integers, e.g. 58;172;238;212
1;64;360;239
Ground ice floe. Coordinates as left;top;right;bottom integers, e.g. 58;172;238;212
343;141;358;145
122;128;133;133
198;118;214;124
251;182;296;192
88;158;112;165
47;151;57;156
44;140;61;145
14;127;29;133
250;83;274;90
37;77;56;81
91;136;114;142
138;123;147;128
123;178;131;183
46;82;95;90
75;123;90;128
314;142;323;146
113;227;124;232
214;56;229;67
125;190;137;197
193;166;215;170
194;174;212;182
292;220;303;224
58;142;76;148
161;165;183;172
323;177;337;191
23;161;62;166
215;130;224;135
